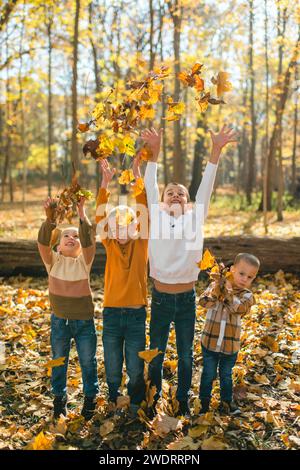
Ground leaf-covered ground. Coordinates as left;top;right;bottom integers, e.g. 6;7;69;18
0;272;299;450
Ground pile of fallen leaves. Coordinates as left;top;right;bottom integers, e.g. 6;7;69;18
0;271;299;450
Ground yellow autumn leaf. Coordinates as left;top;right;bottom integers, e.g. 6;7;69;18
28;431;55;450
118;169;135;185
131;177;145;198
198;249;216;270
44;357;66;369
138;347;163;363
211;71;232;97
140;105;155;120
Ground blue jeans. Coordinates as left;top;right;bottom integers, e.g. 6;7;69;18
199;344;238;402
149;287;196;402
102;307;146;405
50;314;99;397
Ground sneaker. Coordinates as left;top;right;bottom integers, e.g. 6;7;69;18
53;395;67;419
200;398;210;414
176;400;191;419
219;400;241;416
81;396;96;421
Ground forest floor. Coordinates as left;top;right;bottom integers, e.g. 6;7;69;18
0;273;299;450
0;183;300;240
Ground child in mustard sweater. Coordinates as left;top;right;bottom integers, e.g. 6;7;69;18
95;157;148;417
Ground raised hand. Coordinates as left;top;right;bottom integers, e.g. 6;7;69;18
44;196;58;223
99;159;116;188
77;196;86;221
208;124;238;164
140;127;163;162
209;124;237;150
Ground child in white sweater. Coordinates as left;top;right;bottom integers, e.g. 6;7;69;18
142;125;237;418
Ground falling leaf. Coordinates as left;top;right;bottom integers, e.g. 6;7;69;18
138;348;163;363
211;71;232;97
77;122;90;133
131;177;145;198
44;357;66;369
118;169;135;185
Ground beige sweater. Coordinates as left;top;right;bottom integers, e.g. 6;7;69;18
38;218;95;320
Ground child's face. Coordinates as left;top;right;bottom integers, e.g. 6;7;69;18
163;184;189;210
230;260;258;289
58;229;81;257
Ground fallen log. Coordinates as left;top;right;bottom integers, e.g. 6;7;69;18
0;237;299;276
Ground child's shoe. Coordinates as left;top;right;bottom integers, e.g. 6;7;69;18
218;400;241;416
53;395;67;419
176;400;191;419
81;396;97;421
200;398;210;414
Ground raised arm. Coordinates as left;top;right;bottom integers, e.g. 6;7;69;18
95;159;116;242
37;197;58;270
196;125;237;220
77;197;95;266
141;128;162;208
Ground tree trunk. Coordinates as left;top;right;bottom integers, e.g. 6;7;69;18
246;0;256;205
189;116;207;201
276;6;287;222
47;14;53;197
291;67;298;197
263;0;270;233
0;0;18;32
159;0;168;185
71;0;80;176
1;237;299;277
149;0;155;70
168;0;184;184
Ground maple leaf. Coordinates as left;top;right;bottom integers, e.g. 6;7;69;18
28;431;55;451
44;357;66;369
211;71;232;97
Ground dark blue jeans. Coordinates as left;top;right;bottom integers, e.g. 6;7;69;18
102;307;146;405
50;314;99;397
149;287;196;402
200;344;238;402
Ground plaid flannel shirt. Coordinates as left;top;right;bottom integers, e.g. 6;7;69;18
199;281;255;355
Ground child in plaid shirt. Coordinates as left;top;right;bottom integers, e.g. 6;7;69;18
199;253;260;415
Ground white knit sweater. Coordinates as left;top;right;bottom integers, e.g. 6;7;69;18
144;161;217;284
